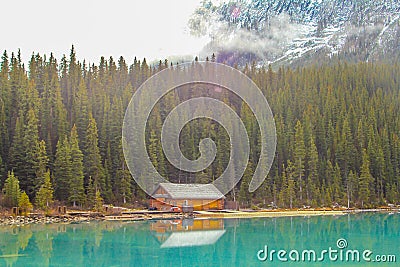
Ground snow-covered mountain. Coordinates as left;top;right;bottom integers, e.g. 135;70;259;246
189;0;400;65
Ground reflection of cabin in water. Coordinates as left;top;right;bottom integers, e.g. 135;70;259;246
151;219;225;247
150;183;225;211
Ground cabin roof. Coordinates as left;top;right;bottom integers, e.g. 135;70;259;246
152;183;225;200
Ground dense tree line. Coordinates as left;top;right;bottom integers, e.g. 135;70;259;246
0;46;399;209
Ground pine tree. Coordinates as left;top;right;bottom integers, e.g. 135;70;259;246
69;125;85;206
35;140;49;192
9;114;25;184
307;134;319;205
73;77;89;147
55;80;69;141
54;136;72;201
114;140;132;204
0;53;10;163
18;191;33;215
103;142;113;202
238;162;254;208
346;170;358;208
84;114;105;193
286;161;296;209
147;130;159;172
2;171;20;207
359;149;374;207
294;120;306;203
211;53;216;62
0;156;4;183
337;117;354;177
278;166;288;208
375;146;386;204
0;97;8;174
115;168;132;204
35;170;54;210
332;163;343;204
94;189;104;212
86;176;96;208
22;108;40;197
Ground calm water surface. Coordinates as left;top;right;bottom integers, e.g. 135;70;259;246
0;213;399;266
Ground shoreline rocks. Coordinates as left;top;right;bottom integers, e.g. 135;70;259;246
0;208;398;226
0;214;101;226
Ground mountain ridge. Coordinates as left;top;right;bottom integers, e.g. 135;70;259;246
189;0;400;66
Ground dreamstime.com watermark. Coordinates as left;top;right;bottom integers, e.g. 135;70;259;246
122;62;276;201
257;238;397;263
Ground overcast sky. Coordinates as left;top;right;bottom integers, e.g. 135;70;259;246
1;0;208;64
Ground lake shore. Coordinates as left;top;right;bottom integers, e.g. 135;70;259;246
194;209;346;218
1;208;399;226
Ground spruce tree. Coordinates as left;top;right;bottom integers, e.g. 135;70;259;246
73;77;89;146
346;170;358;208
18;191;33;215
85;115;105;194
307;134;319;205
69;125;85;207
86;176;96;208
2;171;20;207
114;140;132;204
332;163;343;204
35;140;49;192
0;156;4;184
286;161;296;209
294;120;306;203
278;166;288;208
35;170;54;210
9;114;25;183
238;162;254;208
22;108;40;197
359;149;374;207
94;189;104;212
54;136;72;201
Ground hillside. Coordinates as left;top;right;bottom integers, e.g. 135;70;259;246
189;0;400;65
0;49;399;209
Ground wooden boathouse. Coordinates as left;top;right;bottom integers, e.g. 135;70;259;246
150;183;225;211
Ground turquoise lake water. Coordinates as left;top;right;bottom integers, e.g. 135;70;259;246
0;213;399;266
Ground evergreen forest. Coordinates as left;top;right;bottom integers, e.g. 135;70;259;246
0;46;400;209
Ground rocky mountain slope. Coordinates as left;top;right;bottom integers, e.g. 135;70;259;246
189;0;400;65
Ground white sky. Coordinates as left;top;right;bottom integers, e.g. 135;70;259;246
1;0;209;65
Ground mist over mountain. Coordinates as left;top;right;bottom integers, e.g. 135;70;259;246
189;0;400;66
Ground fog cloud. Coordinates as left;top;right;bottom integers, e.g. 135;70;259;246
189;2;308;61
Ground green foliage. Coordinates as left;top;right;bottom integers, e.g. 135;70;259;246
0;155;4;184
9;115;25;187
54;136;71;201
359;149;374;207
238;162;254;207
294;120;306;203
69;125;85;206
286;161;296;209
21;108;40;197
85;114;106;196
35;140;49;191
86;176;96;208
2;171;20;207
1;48;400;208
35;170;54;210
94;189;104;212
115;168;132;204
18;190;33;215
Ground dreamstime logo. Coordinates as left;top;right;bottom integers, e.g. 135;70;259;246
257;238;397;263
122;62;276;201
